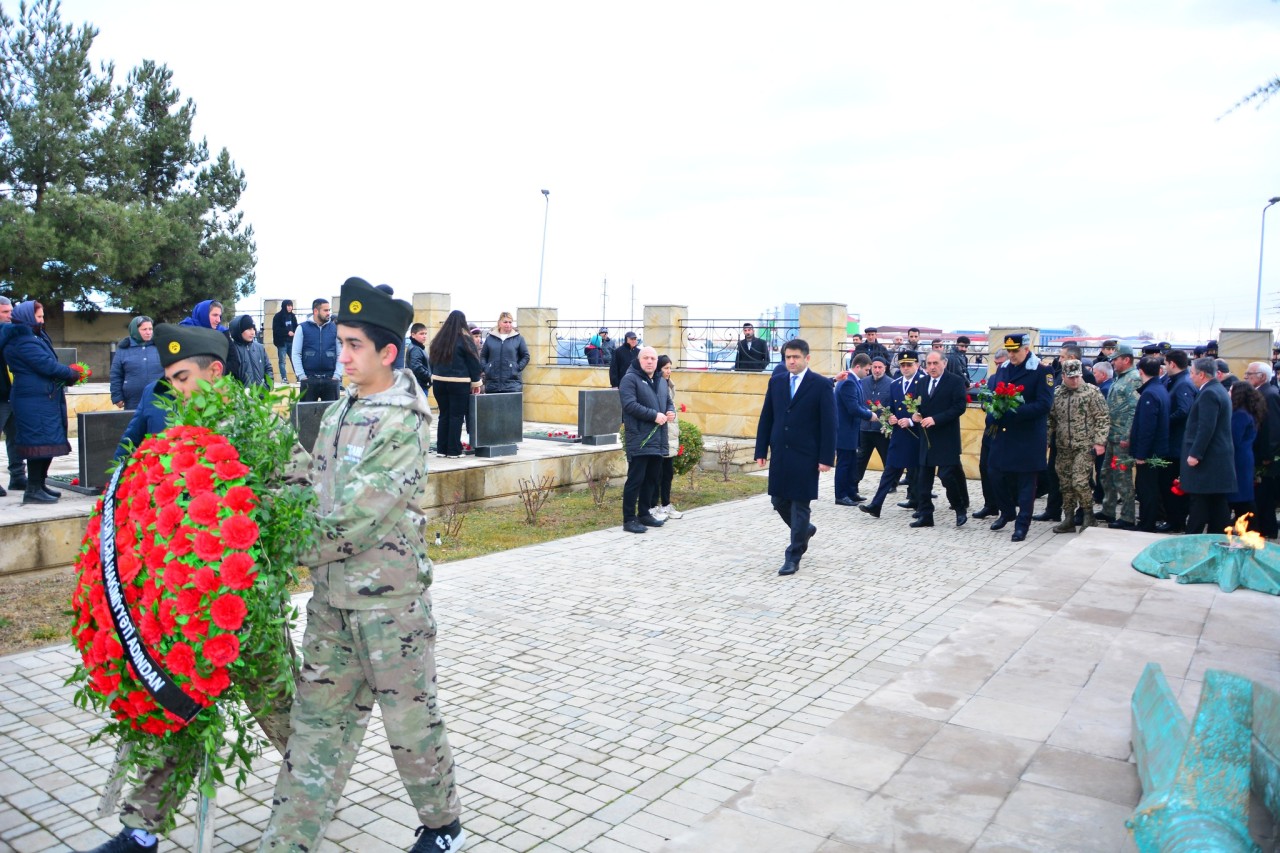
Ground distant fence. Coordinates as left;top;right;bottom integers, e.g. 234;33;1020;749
544;320;643;366
674;318;799;371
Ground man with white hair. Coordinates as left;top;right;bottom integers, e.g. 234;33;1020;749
0;296;26;496
1247;360;1280;537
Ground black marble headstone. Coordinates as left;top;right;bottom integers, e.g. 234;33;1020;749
578;389;621;445
78;410;138;490
291;401;333;454
55;347;77;367
470;392;523;457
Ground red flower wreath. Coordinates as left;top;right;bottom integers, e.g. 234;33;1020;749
70;425;262;733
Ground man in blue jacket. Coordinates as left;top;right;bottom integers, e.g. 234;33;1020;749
854;355;894;500
1128;356;1171;532
834;353;875;505
755;339;836;577
987;333;1055;542
1157;350;1195;532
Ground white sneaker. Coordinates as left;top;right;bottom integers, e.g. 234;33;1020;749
662;504;683;519
649;506;667;521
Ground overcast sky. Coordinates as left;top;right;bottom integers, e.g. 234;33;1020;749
60;0;1280;340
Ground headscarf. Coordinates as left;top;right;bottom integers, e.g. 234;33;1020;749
179;299;226;331
11;301;49;344
128;315;152;345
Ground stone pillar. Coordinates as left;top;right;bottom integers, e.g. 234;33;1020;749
518;306;558;368
799;303;848;376
987;327;1041;375
643;304;688;363
1217;328;1273;380
412;293;452;347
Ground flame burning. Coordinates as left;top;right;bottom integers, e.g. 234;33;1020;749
1224;513;1267;550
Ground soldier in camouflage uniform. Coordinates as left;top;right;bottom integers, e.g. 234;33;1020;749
1101;344;1141;527
259;278;465;853
1047;360;1109;533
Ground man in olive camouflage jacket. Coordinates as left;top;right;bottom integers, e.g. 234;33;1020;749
1047;360;1109;533
1101;344;1141;528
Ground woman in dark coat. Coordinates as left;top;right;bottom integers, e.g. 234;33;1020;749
1229;382;1265;523
109;315;162;409
427;310;482;458
0;301;81;503
1181;360;1237;534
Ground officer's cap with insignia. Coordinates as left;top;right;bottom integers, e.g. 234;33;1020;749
897;350;919;364
154;323;228;368
1061;359;1083;378
335;276;413;339
1002;332;1029;351
1141;342;1161;355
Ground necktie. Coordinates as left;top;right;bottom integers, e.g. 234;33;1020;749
929;377;937;396
790;374;798;398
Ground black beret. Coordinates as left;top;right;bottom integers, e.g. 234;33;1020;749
336;276;413;339
872;355;890;366
154;323;228;368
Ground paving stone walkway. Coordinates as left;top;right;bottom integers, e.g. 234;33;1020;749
4;473;1273;852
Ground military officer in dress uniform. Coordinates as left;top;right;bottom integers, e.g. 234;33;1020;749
987;332;1055;542
859;351;925;518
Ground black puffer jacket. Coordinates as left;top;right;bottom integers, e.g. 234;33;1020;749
619;360;672;457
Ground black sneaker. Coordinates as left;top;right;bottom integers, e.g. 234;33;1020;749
623;519;647;534
638;514;665;527
411;821;467;852
82;829;157;853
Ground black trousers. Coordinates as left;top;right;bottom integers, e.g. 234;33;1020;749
432;381;471;456
994;469;1038;530
1042;445;1061;515
1186;493;1231;535
854;431;890;486
917;464;969;518
870;465;916;510
1134;465;1162;531
1159;466;1188;532
1252;476;1279;538
771;495;812;563
978;432;997;511
623;455;663;521
300;376;340;403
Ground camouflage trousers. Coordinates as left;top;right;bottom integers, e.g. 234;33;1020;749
119;626;296;834
259;594;461;852
1055;446;1097;517
1101;442;1135;523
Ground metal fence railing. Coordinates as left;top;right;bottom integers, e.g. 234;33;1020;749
675;318;799;371
544;319;643;366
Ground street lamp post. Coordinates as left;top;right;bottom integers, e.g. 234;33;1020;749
537;189;550;307
1257;196;1280;328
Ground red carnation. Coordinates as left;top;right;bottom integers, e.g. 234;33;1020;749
169;527;195;557
185;465;215;494
171;450;197;473
190;666;230;697
154;476;182;507
193;566;220;593
205;443;239;463
182;616;210;643
222;486;257;514
194;530;224;563
86;514;101;540
188;492;222;527
202;633;240;668
91;669;121;695
164;561;191;593
220;515;260;550
139;718;169;736
158;599;177;632
219;552;257;590
176;587;203;616
156;502;185;537
139;612;162;646
164;642;196;677
117;550;142;584
214;459;251;481
140;580;162;609
147;544;169;570
210;594;247;631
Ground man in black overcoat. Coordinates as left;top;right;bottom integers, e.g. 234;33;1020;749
755;339;836;576
911;351;970;527
1182;356;1236;534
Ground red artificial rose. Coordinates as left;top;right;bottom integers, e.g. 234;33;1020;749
171;450;198;473
220;515;260;550
176;587;203;616
214;459;251;481
205;443;239;463
182;615;210;643
222;486;257;514
194;530;224;563
202;633;240;668
219;553;257;590
193;566;219;593
164;642;196;677
156;502;185;537
210;594;247;631
185;465;215;494
188;492;222;527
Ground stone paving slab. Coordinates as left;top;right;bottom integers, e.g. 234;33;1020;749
663;528;1280;852
0;472;1054;851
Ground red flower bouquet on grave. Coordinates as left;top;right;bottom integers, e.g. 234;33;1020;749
71;425;260;734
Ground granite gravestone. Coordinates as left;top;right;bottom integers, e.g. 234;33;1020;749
578;389;621;445
78;411;137;490
470;392;523;457
291;401;332;454
55;347;77;367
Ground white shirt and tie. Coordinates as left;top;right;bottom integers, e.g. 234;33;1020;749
789;369;808;399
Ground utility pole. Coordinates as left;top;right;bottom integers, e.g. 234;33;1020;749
602;278;607;327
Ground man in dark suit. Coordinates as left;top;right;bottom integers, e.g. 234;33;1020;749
1129;356;1170;532
860;351;924;518
735;322;769;371
1157;349;1194;533
755;339;837;576
1245;360;1280;537
987;332;1055;542
911;351;970;527
1182;356;1236;534
834;353;875;505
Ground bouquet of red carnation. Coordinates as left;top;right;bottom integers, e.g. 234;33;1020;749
978;380;1025;419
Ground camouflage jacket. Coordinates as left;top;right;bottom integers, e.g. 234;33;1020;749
1048;382;1110;450
304;368;434;609
1106;367;1141;442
